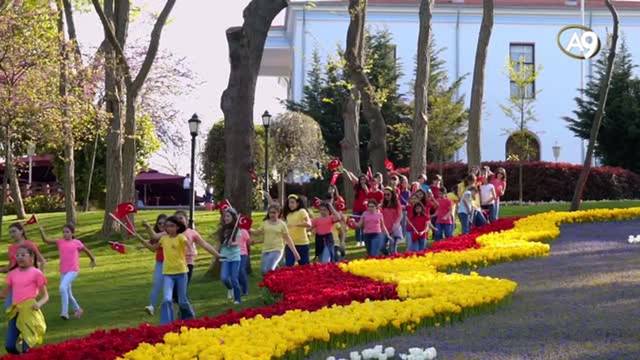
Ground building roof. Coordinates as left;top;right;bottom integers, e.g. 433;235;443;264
0;154;55;169
298;0;640;9
135;169;186;185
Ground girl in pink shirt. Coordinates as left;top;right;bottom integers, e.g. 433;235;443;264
237;228;251;296
381;187;402;255
357;200;391;257
0;223;46;310
1;246;49;354
39;224;96;320
490;168;507;220
311;202;341;263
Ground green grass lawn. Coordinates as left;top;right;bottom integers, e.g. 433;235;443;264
0;199;638;349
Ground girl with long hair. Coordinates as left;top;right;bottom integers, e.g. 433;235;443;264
283;194;312;266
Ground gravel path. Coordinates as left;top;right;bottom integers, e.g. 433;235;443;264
314;220;640;360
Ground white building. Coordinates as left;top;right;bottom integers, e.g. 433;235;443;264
259;0;640;164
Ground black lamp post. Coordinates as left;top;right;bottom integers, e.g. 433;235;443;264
261;110;272;210
188;114;201;229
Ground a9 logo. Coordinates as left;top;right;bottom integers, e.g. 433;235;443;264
557;25;602;60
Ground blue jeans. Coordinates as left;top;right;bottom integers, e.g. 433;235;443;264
5;316;28;354
59;272;80;317
160;273;194;325
385;236;400;255
364;233;384;256
285;245;309;266
3;290;11;310
407;237;427;252
238;255;249;296
320;245;334;263
482;204;496;222
473;210;488;227
220;260;241;303
435;223;454;240
261;250;283;274
459;213;470;234
149;261;163;307
493;201;500;220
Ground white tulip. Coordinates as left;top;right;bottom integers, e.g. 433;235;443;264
628;235;635;243
350;352;362;360
399;354;409;360
374;345;384;353
376;354;387;360
424;347;437;359
409;348;424;355
327;357;336;360
362;349;375;360
384;347;395;357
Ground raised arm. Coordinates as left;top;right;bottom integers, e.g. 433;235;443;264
136;236;160;252
142;221;162;241
38;226;56;245
341;168;358;184
260;190;278;206
193;235;221;258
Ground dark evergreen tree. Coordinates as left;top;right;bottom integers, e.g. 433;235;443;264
565;39;640;173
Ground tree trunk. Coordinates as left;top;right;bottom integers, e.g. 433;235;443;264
122;92;136;205
341;88;361;209
57;0;77;225
466;0;494;168
221;0;287;215
570;0;619;211
345;0;387;177
410;0;433;181
279;173;286;208
0;126;11;238
7;153;25;219
84;132;99;212
100;0;126;235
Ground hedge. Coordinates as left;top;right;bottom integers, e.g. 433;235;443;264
423;161;640;202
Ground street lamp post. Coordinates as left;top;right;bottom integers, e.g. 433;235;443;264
188;114;201;229
261;110;272;210
552;142;561;163
27;143;35;186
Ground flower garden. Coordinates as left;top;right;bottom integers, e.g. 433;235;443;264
6;208;640;360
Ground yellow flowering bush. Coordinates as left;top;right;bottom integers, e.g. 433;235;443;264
122;208;640;360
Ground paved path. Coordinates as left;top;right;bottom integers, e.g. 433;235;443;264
315;220;640;360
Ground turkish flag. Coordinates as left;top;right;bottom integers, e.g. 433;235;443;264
109;241;126;254
385;158;395;171
327;159;342;172
238;215;252;230
25;215;38;225
334;200;346;212
114;203;137;219
329;172;340;186
366;167;373;181
218;199;231;213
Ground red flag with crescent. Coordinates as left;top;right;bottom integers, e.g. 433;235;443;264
329;172;340;186
327;159;342;172
347;217;358;229
108;241;126;254
238;215;253;230
113;202;137;236
25;214;38;226
385;158;395;171
334;200;346;212
218;199;231;213
312;197;322;209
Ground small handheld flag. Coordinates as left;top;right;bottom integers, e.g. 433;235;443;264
25;215;38;226
238;215;253;230
327;159;342;172
108;241;126;254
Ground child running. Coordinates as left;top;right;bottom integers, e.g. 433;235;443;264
217;208;245;304
141;214;167;315
311;202;341;263
38;224;96;320
0;223;46;309
137;216;220;324
251;205;300;274
1;246;49;354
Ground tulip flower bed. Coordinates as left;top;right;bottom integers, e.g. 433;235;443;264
10;208;640;360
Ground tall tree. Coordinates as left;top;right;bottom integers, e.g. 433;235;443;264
565;40;640;173
570;0;619;211
344;0;387;176
221;0;287;215
409;0;433;181
466;0;494;168
92;0;175;232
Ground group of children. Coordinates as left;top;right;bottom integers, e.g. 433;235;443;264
0;221;95;354
0;165;507;354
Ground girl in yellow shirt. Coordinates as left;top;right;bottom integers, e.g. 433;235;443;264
251;205;300;274
137;216;220;324
283;194;312;267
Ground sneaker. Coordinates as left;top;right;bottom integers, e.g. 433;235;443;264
60;314;69;320
233;301;241;305
145;305;155;315
227;289;233;299
74;308;84;318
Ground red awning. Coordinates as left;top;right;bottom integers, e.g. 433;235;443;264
135;169;186;185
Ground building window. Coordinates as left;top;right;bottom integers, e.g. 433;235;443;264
509;43;535;98
505;130;540;161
